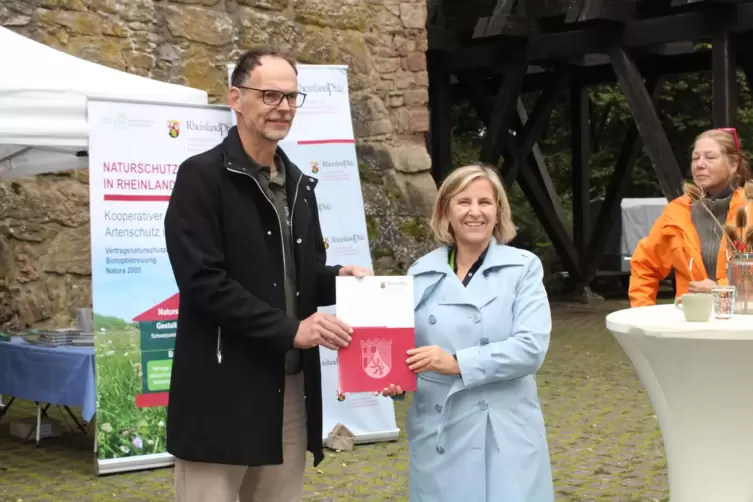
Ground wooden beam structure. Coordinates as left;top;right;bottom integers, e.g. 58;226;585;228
426;0;753;292
610;45;684;198
581;73;664;287
479;43;529;166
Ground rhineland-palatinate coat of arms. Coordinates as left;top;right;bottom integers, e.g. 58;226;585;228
167;120;180;138
361;338;392;379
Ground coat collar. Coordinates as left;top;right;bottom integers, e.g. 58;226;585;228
411;239;529;310
411;238;528;276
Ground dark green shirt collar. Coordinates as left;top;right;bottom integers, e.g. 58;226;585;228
245;151;285;188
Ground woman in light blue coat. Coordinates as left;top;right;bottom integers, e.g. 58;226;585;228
381;164;554;502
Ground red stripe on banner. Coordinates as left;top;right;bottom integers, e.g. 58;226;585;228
296;139;355;145
104;195;171;202
135;392;169;408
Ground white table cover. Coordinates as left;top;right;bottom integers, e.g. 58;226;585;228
607;304;753;502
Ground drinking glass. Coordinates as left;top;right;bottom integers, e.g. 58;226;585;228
711;286;736;319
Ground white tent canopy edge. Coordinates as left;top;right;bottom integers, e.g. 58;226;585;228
0;27;209;180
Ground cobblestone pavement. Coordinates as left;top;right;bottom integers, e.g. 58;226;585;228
0;300;669;502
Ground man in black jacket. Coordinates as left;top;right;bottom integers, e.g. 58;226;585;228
164;46;372;502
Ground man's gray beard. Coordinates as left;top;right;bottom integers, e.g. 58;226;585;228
263;130;289;142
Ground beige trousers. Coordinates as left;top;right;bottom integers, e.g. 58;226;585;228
174;373;308;502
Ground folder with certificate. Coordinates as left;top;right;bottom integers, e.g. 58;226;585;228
335;276;416;394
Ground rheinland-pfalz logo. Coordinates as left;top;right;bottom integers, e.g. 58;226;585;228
167;120;180;138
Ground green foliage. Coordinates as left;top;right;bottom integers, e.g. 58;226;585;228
398;216;430;241
358;161;383;185
373;247;394;259
365;215;379;241
95;330;168;460
385;182;403;202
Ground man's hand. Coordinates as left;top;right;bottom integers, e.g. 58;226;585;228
406;346;460;376
338;265;374;277
689;279;717;293
293;312;352;351
375;384;404;397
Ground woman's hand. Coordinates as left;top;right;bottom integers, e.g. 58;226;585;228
689;279;717;293
407;346;460;376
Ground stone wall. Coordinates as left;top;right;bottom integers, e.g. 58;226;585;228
0;0;437;329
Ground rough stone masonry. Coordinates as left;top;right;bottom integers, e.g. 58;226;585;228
0;0;438;329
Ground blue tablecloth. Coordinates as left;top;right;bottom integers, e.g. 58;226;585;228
0;337;96;421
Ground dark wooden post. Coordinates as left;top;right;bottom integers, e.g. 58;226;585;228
712;30;737;127
427;51;453;184
570;84;590;267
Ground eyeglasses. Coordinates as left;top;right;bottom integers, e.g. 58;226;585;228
236;86;306;108
717;127;741;152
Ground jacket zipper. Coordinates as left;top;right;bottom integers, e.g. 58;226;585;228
216;327;222;363
290;173;302;280
663;198;745;280
218;163;303;364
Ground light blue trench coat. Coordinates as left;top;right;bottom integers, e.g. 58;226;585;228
405;240;554;502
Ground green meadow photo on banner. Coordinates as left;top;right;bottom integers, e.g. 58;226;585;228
94;311;169;459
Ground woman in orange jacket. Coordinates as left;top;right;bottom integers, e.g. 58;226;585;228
629;128;752;307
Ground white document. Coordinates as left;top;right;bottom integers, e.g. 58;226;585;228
335;276;414;328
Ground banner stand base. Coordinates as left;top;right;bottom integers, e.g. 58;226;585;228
322;428;401;445
97;452;175;476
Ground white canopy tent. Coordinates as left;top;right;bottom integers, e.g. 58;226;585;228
0;27;209;179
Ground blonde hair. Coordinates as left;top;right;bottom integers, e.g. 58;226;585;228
430;164;517;246
694;129;751;186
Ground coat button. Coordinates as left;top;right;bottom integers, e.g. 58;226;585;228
306;186;311;190
273;283;277;287
296;291;300;297
479;337;489;345
296;238;302;244
479;400;488;410
428;314;436;324
473;313;481;323
267;230;272;235
436;445;445;454
435;404;442;413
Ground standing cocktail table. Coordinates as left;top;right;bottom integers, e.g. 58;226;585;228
606;305;753;502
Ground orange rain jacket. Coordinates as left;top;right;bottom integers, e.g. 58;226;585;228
629;188;750;307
